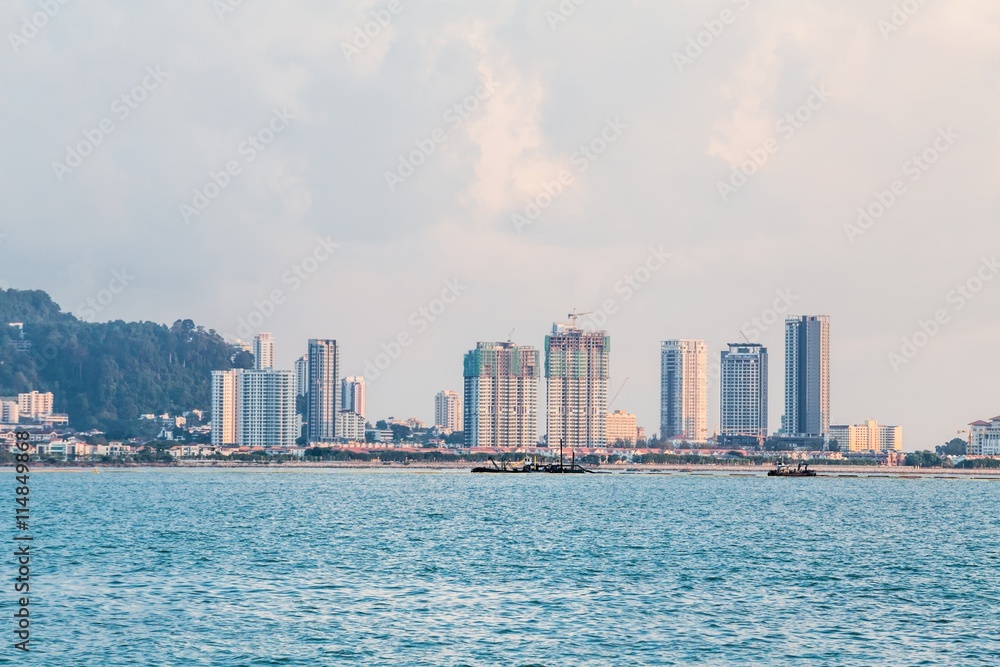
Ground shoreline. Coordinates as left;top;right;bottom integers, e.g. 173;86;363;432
9;461;1000;477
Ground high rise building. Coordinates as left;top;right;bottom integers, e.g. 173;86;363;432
307;339;340;444
18;391;54;418
545;323;609;448
0;400;20;424
236;370;297;448
783;316;830;437
341;376;366;419
253;333;275;370
464;342;539;448
829;420;902;453
212;369;297;448
660;340;708;442
211;370;238;446
434;390;463;432
720;343;768;445
606;409;637;445
294;355;308;397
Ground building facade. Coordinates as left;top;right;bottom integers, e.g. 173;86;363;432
720;343;768;444
307;339;340;444
828;420;902;452
546;324;609;448
237;370;297;448
969;416;1000;455
253;333;275;370
434;390;463;432
464;342;539;448
0;400;19;424
341;376;366;419
211;370;239;446
295;355;309;397
18;391;54;418
338;410;367;442
606;410;637;445
660;340;708;442
783;315;830;437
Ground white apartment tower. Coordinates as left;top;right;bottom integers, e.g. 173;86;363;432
295;355;309;397
18;391;54;418
720;343;768;443
464;342;539;448
545;323;610;448
307;339;340;444
253;333;275;370
237;370;297;448
660;340;708;442
434;390;463;432
341;376;367;419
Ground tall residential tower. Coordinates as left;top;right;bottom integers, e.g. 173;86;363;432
545;323;609;448
464;342;539;448
660;340;708;442
782;316;830;437
307;339;340;444
720;343;768;445
253;333;274;370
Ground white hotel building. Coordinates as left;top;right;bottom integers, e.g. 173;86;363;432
969;416;1000;456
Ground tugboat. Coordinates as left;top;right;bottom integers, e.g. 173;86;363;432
768;462;817;477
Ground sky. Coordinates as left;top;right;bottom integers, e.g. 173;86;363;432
2;0;999;449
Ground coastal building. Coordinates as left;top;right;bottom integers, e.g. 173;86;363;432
828;420;902;453
18;391;54;418
212;368;297;448
606;409;638;445
237;370;297;448
341;376;366;419
660;340;708;442
295;355;308;397
546;323;609;448
253;333;274;370
434;390;463;432
212;370;239;446
464;341;540;448
307;339;340;444
338;410;366;442
0;400;19;424
720;343;768;446
782;315;830;437
969;416;1000;455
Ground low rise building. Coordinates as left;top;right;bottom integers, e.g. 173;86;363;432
606;410;638;445
969;416;1000;456
829;420;903;452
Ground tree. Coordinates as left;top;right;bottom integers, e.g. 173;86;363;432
935;438;967;457
905;451;943;468
390;423;412;442
828;439;841;452
375;420;388;430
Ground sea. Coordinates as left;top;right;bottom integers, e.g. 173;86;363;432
4;468;999;666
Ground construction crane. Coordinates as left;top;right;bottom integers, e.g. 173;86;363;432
567;311;594;327
609;377;630;409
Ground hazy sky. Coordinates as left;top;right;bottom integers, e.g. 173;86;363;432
3;0;999;448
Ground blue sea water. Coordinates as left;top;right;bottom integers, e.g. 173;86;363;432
4;469;1000;666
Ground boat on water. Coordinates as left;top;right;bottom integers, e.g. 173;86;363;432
471;442;593;474
768;462;817;477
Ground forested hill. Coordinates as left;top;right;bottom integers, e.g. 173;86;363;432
0;289;249;435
